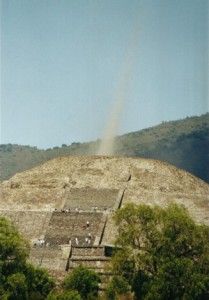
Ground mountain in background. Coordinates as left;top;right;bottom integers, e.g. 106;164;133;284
0;113;208;183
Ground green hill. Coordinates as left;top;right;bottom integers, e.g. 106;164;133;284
115;113;209;183
0;113;208;183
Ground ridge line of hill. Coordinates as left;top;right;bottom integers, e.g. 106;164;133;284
0;113;208;183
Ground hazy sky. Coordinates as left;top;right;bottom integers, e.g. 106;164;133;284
1;0;208;148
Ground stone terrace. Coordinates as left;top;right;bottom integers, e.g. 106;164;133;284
30;245;71;271
0;210;52;240
63;188;120;211
69;246;111;273
45;211;106;247
71;246;105;257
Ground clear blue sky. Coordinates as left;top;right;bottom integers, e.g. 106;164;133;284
1;0;208;149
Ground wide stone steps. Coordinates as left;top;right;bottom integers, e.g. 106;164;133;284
71;246;105;257
69;254;111;270
70;256;110;261
45;211;105;247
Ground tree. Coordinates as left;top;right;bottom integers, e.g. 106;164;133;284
47;290;81;300
6;273;28;300
0;217;29;272
25;264;55;299
112;203;209;299
105;276;131;300
63;266;100;299
0;217;29;299
0;217;55;299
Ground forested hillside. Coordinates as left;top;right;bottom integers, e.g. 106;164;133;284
0;113;208;183
115;113;209;183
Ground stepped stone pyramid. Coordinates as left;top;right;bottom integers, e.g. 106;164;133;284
0;155;209;280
